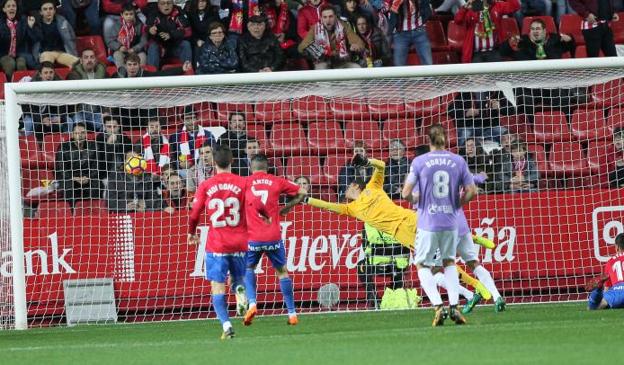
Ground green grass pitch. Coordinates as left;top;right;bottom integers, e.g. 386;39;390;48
2;302;624;365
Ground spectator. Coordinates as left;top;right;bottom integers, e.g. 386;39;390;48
263;0;298;56
219;111;248;161
500;18;575;60
569;0;618;57
55;122;102;207
385;0;433;66
104;3;148;68
338;140;373;200
219;0;259;40
196;21;239;74
238;15;285;72
447;90;512;147
145;0;192;69
297;0;327;40
22;62;69;141
294;175;311;192
508;141;538;192
609;127;624;188
0;0;38;79
102;0;148;43
354;14;390;67
107;150;168;212
59;0;102;35
163;172;192;211
141;117;171;175
454;0;520;63
383;138;409;200
488;131;516;193
33;0;79;67
233;137;277;176
340;0;374;29
115;52;192;77
96;116;133;181
169;106;216;170
459;137;492;181
186;0;219;51
186;142;214;192
298;5;364;69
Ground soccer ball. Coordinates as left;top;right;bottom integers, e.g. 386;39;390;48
125;156;147;176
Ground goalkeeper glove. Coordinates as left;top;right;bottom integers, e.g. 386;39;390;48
350;154;369;167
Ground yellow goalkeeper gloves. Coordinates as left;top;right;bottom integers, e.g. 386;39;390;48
472;235;496;249
456;265;492;301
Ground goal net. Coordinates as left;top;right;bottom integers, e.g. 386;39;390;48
3;59;624;329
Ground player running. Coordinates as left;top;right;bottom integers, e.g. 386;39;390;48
587;233;624;310
243;154;307;326
402;124;477;326
188;144;250;340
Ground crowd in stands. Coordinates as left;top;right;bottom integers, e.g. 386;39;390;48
0;0;622;81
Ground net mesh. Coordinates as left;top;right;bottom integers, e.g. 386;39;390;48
4;67;624;328
0;105;13;330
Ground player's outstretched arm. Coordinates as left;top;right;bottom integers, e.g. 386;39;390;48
280;187;308;216
305;197;349;215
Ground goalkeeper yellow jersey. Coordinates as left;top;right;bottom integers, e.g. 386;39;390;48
308;159;417;248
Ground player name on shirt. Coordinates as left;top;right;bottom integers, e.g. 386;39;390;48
424;157;458;169
205;183;242;197
251;179;273;186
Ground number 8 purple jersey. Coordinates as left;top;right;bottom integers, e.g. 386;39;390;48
405;150;474;232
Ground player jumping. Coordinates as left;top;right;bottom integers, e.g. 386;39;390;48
587;233;624;310
243;154;308;326
188;144;249;340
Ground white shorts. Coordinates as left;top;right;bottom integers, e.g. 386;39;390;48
414;229;458;266
457;233;479;263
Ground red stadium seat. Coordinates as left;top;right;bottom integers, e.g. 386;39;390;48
269;122;309;155
612;12;624;43
35;200;72;220
329;98;371;120
570;109;610;141
324;154;351;185
162;63;194;75
574;44;604;58
587;141;616;174
405;96;448;118
533;111;572;143
548;142;590;175
313;186;338;202
54;68;71;80
344;120;383;150
307;121;346;153
368;98;406;119
607;108;624;130
522;16;557;35
254;100;293;123
591;78;624;108
432;51;460;64
21;167;55;204
293;95;333;121
285;156;324;184
12;69;35;82
499;114;530;136
383;118;422;149
500;17;520;40
19;134;45;168
247;122;269;148
426;20;450;51
76;35;109;64
74;199;106;216
41;133;70;164
559;14;584;45
527;143;550;179
447;21;466;53
216;102;254;124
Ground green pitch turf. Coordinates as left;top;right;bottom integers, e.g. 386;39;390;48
2;302;624;365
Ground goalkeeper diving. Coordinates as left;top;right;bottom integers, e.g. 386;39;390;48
304;154;499;303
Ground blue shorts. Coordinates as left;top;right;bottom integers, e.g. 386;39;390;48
246;240;287;269
604;283;624;308
204;252;246;283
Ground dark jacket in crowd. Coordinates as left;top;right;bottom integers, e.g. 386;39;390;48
196;38;239;74
106;170;166;212
383;157;409;200
238;31;285;72
95;132;134;178
499;33;576;60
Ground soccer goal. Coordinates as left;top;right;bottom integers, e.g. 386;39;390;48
3;58;624;330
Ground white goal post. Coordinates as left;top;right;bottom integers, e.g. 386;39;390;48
4;57;624;330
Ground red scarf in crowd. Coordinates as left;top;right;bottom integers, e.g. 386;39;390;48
179;126;207;166
6;18;17;57
314;20;348;59
117;18;136;50
142;133;170;174
229;0;259;34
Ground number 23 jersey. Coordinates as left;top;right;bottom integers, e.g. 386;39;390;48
190;172;248;253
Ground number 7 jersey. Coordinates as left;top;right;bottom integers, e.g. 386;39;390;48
189;172;248;254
